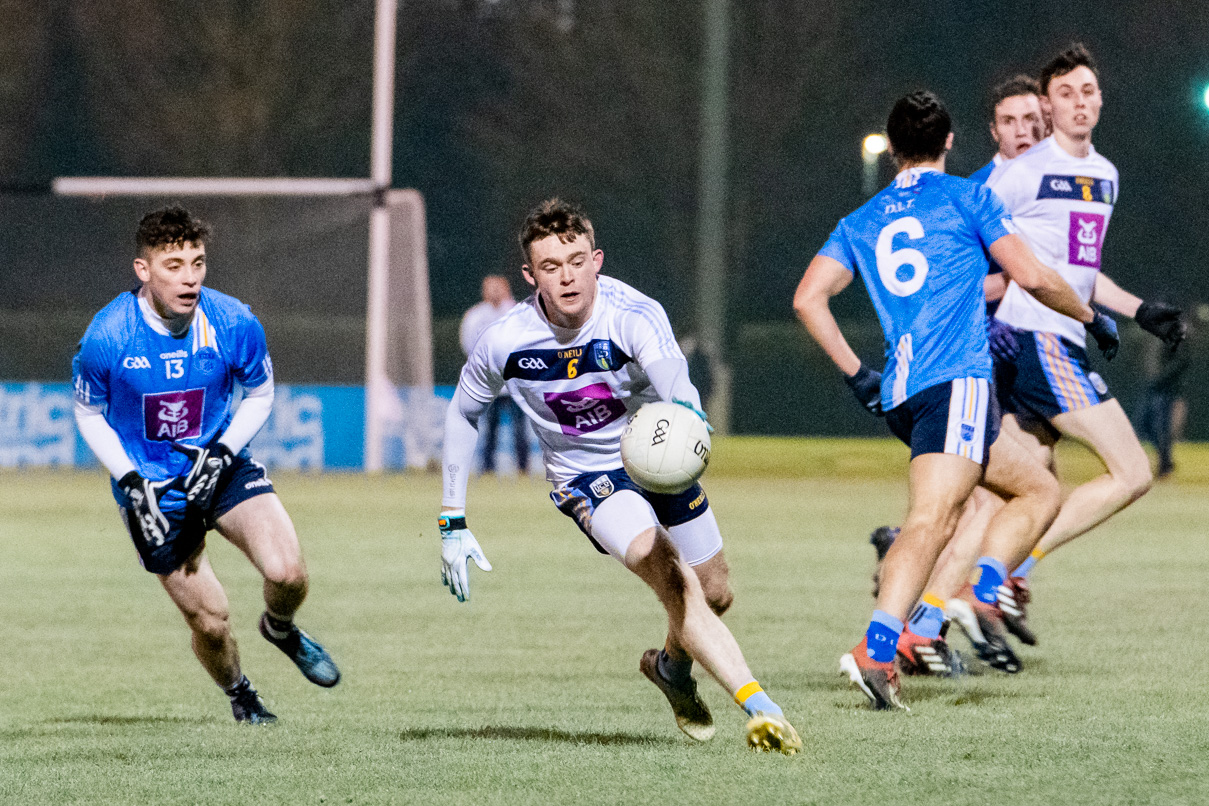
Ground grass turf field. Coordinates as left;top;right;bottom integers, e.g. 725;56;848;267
2;437;1208;805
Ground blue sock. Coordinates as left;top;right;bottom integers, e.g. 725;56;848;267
865;610;903;663
735;682;783;717
973;557;1008;604
907;594;945;640
1013;550;1042;579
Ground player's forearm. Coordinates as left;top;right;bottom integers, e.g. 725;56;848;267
218;380;274;454
644;358;702;411
1093;274;1143;318
74;402;137;480
794;297;862;377
984;272;1008;303
441;387;487;511
991;235;1093;323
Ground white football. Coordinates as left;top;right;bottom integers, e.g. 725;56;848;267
620;401;711;494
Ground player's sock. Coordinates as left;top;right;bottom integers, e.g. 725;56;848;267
972;557;1008;604
656;649;692;686
865;609;903;662
906;593;946;640
1012;549;1044;579
261;610;295;640
734;681;782;717
223;674;253;698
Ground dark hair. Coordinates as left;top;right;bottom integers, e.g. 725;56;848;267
136;205;211;254
519;198;595;261
886;91;952;164
1040;43;1098;94
988;74;1041;120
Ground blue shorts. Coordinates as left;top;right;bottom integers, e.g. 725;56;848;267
998;329;1112;421
886;377;1000;465
550;467;708;555
117;450;275;575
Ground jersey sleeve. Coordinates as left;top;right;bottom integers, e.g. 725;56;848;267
231;308;273;388
72;326;112;408
817;221;857;272
966;183;1016;249
620;298;684;370
458;329;505;403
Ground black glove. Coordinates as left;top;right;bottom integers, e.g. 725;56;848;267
1135;300;1186;347
118;471;170;546
987;317;1022;363
172;441;233;512
1086;311;1120;361
845;364;883;416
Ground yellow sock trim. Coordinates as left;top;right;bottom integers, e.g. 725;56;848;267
734;681;763;706
922;592;945;609
1030;548;1046;561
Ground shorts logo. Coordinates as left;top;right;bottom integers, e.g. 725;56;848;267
1068;211;1105;269
960;423;975;442
123;356;151;370
544;383;627;436
651;419;670;445
1088;372;1108;395
143;389;204;441
589;475;615;498
517;357;548;370
244;478;272;491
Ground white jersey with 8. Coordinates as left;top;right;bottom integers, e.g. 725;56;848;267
988;135;1118;345
458;275;685;482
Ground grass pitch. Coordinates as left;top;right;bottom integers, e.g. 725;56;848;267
2;438;1208;805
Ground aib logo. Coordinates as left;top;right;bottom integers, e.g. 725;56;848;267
1068;211;1105;269
143;389;204;441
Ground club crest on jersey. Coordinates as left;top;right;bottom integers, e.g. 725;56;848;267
544;382;627;435
1068;211;1106;269
503;339;631;381
195;346;220;375
589;474;615;498
143;389;204;441
592;339;613;370
960;423;975;442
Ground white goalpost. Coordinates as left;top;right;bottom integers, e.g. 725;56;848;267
51;0;429;473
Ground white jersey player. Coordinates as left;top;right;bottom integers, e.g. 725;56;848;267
980;44;1186;636
435;198;800;754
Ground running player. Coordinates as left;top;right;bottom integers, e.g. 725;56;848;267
793;91;1118;710
985;44;1185;640
73;206;340;724
437;198;801;753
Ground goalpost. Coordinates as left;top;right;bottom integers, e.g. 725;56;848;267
51;0;429;472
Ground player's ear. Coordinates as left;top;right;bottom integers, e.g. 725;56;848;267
944;131;954;152
592;249;603;274
521;265;536;288
989;121;1000;144
133;258;151;283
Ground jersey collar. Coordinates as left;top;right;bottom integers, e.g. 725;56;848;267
137;291;194;338
893;166;940;188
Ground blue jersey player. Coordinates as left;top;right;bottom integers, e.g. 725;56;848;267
73;206;340;724
793;92;1118;710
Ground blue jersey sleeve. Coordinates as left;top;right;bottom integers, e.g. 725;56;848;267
818;221;857;272
231;311;272;387
72;327;113;408
966;183;1014;249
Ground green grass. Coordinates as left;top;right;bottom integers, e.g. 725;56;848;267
2;437;1208;805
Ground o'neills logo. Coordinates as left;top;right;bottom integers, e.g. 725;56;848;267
143;389;204;441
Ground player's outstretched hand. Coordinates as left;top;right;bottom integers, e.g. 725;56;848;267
172;441;233;512
987;317;1022;362
844;364;884;416
1135;301;1187;347
1087;311;1120;361
118;471;171;546
672;398;715;433
439;512;492;603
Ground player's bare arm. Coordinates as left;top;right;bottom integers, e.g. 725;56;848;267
792;255;862;377
988;234;1093;323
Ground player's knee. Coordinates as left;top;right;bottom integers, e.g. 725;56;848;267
263;556;308;593
1118;460;1153;503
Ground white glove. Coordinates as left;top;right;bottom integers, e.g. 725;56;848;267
439;511;492;602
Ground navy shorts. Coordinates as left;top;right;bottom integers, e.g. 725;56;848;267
886;377;1000;465
117;450;275;575
550;467;708;555
997;329;1112;421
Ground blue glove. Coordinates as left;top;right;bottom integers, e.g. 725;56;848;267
845;364;883;416
1086;311;1120;361
986;317;1022;363
672;398;714;433
439;511;492;603
172;441;233;512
